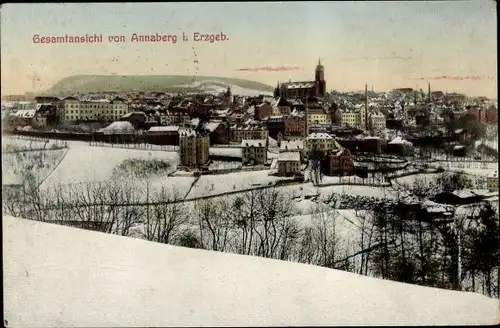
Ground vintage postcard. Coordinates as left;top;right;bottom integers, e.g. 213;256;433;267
2;1;499;327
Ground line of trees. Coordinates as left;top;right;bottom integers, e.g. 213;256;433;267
2;163;499;298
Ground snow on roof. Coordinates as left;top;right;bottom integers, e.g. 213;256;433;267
98;121;135;135
148;126;180;132
241;139;266;148
203;122;220;132
283;81;315;89
280;140;304;150
453;145;465;150
179;128;197;137
306;133;332;140
452;190;479;199
4;216;499;327
14;109;36;118
488;171;498;179
122;111;145;118
190;118;201;127
278;151;301;162
388;136;412;145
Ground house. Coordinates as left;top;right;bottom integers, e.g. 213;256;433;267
241;139;267;166
275;97;291;115
179;130;210;168
203;121;229;145
433;190;484;206
321;148;354;176
230;125;268;143
305;133;339;155
36;104;59;126
386;137;413;156
306;106;328;126
452;145;466;157
487;171;498;192
254;102;273;120
368;112;386;131
266;115;286;139
63;97;129;122
12;109;36;127
284;111;307;137
277;152;301;176
280;140;306;160
31;115;47;129
145;126;180;145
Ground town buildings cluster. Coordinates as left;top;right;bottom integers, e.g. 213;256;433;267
2;61;498;181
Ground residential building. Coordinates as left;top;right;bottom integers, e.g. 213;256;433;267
230;125;268;143
306;106;328;126
254;102;273;120
179;130;210;168
284;111;306;137
368;112;386;131
321;148;354;176
275;97;291;115
241;139;267;165
63;97;129;122
160;110;191;126
280;140;306;160
487;171;498;192
266;115;286;139
305;133;339;155
340;110;358;128
277;152;301;176
202;121;229;145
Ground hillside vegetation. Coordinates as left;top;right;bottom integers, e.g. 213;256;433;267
46;74;274;95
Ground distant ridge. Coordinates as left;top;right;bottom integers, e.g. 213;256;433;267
46;74;274;95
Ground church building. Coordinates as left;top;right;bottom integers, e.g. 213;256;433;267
274;59;326;99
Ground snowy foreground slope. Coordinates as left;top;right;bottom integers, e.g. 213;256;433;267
3;216;499;327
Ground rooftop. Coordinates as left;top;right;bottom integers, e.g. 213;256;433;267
241;139;267;148
278;151;301;162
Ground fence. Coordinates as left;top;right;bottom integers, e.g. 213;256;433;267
212;144;242;148
88;140;179;152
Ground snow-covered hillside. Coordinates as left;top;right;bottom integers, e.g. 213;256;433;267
175;79;272;97
4;216;499;327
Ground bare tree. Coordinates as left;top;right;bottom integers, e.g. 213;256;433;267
193;195;230;252
310;210;340;268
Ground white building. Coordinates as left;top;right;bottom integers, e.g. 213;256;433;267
305;133;340;154
277;152;301;176
63;97;129;122
368;112;386;131
280;140;306;160
241;139;267;165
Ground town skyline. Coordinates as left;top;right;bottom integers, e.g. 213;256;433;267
1;1;497;98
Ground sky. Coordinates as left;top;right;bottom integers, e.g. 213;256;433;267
1;1;497;98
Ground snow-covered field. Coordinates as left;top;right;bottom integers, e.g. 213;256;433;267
4;216;498;327
38;143;180;187
2;149;68;186
186;170;291;199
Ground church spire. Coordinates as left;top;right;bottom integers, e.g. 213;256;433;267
318;58;321;66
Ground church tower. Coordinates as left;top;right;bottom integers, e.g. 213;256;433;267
274;81;281;98
315;58;326;97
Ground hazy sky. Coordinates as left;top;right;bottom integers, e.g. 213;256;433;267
1;1;497;97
